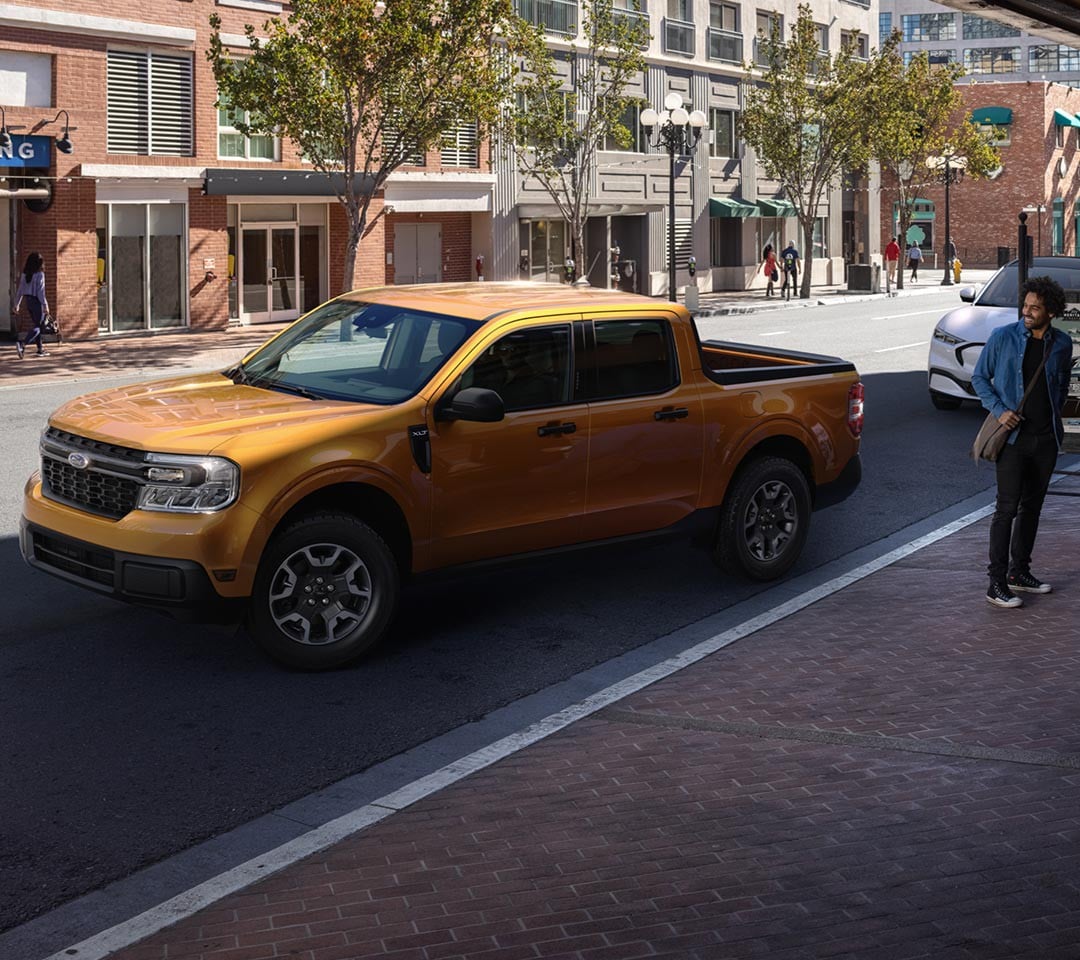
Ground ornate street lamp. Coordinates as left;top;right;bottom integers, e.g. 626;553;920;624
926;148;966;286
641;92;707;302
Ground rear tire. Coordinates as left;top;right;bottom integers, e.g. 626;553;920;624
249;512;400;670
715;457;811;581
930;390;963;410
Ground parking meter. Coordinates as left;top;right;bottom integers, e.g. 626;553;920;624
687;256;696;278
564;257;575;283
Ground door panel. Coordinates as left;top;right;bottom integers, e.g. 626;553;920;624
582;316;705;538
270;227;298;319
429;322;587;566
395;224;418;284
417;224;442;283
241;229;268;317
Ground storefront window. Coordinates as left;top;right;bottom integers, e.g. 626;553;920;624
98;202;187;332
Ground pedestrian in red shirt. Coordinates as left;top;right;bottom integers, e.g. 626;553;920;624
761;244;778;298
884;236;900;288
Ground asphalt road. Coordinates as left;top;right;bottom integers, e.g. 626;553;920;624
1;288;1005;939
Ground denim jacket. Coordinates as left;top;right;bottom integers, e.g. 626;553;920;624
971;320;1074;448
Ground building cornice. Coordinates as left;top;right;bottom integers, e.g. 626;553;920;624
0;4;196;45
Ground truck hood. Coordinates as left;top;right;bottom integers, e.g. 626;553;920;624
49;372;380;454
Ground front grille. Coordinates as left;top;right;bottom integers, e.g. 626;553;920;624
31;530;116;588
41;428;147;519
42;457;140;519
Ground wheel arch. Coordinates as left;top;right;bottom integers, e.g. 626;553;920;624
271;483;413;576
723;434;815;508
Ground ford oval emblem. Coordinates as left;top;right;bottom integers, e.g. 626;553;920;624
68;452;90;470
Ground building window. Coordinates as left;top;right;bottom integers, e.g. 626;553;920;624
603;102;644;152
879;12;891;44
756;9;782;40
1058;124;1066;149
218;100;277;160
97;202;187;331
962;13;1020;40
668;0;692;22
812;217;827;259
976;123;1010;147
709;108;735;157
964;47;1021;74
815;22;829;52
906;49;957;66
841;31;868;59
900;13;956;43
441;120;480;166
1030;45;1080;73
710;2;738;32
106;50;193;156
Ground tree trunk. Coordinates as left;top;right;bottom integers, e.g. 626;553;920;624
342;224;362;294
895;213;907;291
800;219;814;300
572;221;587;285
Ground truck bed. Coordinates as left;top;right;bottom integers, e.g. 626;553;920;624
700;340;857;385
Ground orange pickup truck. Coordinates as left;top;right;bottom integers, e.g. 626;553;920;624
21;284;862;669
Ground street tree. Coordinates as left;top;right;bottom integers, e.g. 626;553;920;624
209;0;532;292
867;46;1001;290
506;0;648;283
739;3;880;299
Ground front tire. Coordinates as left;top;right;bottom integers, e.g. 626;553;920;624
715;457;811;581
930;390;963;410
249;512;400;670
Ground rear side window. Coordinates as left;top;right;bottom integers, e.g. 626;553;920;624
591;319;678;400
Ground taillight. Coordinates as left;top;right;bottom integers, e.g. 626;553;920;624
848;381;864;437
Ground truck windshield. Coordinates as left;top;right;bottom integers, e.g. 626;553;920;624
235;299;480;404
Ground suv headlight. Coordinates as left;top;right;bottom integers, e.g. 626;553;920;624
138;454;240;513
933;328;963;346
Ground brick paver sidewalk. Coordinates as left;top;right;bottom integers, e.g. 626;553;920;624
98;480;1080;960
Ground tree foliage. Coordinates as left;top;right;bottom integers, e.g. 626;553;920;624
739;3;879;298
506;0;648;282
209;0;531;291
866;45;1001;290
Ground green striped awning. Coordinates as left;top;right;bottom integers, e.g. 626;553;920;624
971;106;1012;125
709;197;758;218
757;198;797;217
1054;108;1080;128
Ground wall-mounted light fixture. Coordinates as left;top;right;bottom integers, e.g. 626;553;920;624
0;106;10;150
44;109;74;154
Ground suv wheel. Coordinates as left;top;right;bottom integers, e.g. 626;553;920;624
716;456;811;581
930;390;963;410
249;512;399;670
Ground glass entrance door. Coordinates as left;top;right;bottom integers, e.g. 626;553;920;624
240;223;300;324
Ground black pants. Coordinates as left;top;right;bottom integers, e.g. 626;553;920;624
21;295;44;351
987;431;1058;581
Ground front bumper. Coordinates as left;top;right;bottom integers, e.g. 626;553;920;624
20;519;246;623
928;335;983;399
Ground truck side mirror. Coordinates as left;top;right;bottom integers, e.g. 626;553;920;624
435;387;505;423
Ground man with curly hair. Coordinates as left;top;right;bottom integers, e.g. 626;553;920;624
972;275;1075;608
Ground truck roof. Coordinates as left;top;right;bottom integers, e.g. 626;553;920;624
339;282;673;323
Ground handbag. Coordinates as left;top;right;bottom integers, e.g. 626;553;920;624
41;314;57;336
770;268;779;282
971;335;1050;462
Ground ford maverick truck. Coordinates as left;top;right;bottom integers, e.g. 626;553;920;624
21;284;863;670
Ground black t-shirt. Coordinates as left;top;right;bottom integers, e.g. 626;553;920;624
1019;334;1053;437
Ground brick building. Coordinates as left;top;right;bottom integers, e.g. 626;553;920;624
0;0;490;341
880;80;1080;270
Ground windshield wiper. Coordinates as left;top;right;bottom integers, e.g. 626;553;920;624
225;364;253;386
254;379;327;401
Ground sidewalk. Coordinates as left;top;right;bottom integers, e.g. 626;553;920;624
1;271;996;390
72;475;1080;960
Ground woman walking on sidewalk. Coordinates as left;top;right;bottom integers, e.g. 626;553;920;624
761;244;778;298
907;242;922;283
13;252;50;359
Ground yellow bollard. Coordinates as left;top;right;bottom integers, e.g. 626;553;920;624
953;258;962;283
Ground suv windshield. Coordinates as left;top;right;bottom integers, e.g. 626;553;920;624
977;260;1080;308
236;300;479;404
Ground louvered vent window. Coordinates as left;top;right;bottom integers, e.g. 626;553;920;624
441;121;479;166
107;50;193;156
668;218;694;269
383;121;426;166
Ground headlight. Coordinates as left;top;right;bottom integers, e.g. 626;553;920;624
137;454;240;513
933;328;962;346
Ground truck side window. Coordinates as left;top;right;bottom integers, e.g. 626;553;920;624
461;325;572;412
592;319;677;399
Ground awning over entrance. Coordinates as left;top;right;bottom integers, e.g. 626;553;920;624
516;200;666;218
1053;108;1080;128
757;198;797;217
709;197;758;218
384;172;495;213
971;106;1013;126
203;168;375;196
894;198;935;221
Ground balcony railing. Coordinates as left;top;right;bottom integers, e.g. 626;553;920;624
664;17;695;56
611;5;651;46
707;27;742;63
516;0;578;36
753;36;785;67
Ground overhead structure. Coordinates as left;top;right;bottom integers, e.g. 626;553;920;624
935;0;1080;46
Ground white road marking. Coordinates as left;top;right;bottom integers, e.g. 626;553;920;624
46;502;1008;960
874;341;929;353
758;331;789;336
881;308;949;319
